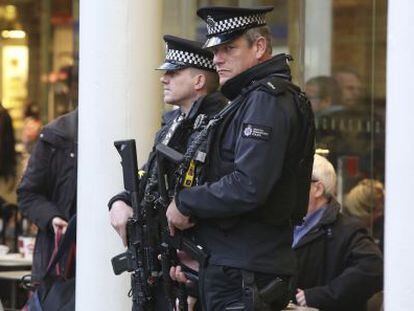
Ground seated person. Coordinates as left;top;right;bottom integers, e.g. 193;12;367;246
293;154;383;311
343;179;385;251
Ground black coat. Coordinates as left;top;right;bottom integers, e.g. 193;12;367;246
108;92;227;208
293;200;383;311
176;54;314;275
18;110;78;281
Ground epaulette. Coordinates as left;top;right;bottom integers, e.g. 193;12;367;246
259;76;294;96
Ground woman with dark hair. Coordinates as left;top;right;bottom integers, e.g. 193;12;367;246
0;102;17;203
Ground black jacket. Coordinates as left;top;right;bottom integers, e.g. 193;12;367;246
108;92;227;208
176;54;314;275
294;200;383;311
18;110;78;281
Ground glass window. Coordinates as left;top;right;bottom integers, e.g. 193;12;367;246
304;0;386;242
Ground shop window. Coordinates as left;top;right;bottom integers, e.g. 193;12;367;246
304;0;386;240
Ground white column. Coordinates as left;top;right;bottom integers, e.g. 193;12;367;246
385;1;414;310
304;0;332;82
77;1;162;310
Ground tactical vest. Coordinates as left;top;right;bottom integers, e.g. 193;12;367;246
185;76;315;226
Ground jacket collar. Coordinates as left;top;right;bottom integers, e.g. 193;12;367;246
221;53;292;100
187;91;227;120
294;199;341;248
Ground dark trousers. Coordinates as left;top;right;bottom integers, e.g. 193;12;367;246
199;264;290;311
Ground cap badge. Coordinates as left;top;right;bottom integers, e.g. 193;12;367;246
206;15;216;27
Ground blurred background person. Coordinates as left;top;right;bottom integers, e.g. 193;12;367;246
344;179;385;251
0;102;17;204
334;68;364;109
305;75;343;117
17;109;77;281
22;101;42;154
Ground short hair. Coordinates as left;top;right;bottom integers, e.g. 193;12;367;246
344;179;384;219
333;67;362;80
188;68;219;94
312;154;337;198
306;76;342;105
242;26;273;56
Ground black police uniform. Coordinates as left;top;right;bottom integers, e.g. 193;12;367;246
174;7;315;311
108;35;226;311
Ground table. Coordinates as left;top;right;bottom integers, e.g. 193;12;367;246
0;270;30;310
0;254;32;272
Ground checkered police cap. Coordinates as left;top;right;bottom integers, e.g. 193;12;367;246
157;35;215;72
197;6;274;48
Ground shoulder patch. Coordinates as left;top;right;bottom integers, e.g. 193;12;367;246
242;123;272;141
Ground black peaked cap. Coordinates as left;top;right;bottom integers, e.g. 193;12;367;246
197;6;274;48
157;35;215;72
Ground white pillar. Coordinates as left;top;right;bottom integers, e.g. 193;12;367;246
385;1;414;310
304;0;332;82
77;1;162;310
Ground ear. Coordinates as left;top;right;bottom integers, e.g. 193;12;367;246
193;73;206;91
314;181;325;199
254;36;268;60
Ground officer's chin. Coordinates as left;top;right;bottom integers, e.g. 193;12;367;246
164;97;177;106
219;75;231;86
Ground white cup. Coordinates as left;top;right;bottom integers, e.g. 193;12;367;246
18;236;35;259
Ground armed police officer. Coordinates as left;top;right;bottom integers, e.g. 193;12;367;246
166;6;315;310
108;35;226;310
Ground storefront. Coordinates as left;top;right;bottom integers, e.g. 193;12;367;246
3;0;407;310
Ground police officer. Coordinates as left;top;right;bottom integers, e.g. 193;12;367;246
166;6;315;310
108;35;226;310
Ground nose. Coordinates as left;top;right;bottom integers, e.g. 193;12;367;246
213;50;224;66
160;73;168;84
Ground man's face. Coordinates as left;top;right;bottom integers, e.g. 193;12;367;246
305;83;321;112
335;72;362;107
211;36;260;85
160;68;196;106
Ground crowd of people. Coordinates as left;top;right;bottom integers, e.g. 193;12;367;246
0;4;385;311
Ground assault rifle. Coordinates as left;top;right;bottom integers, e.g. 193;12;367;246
111;140;208;310
155;143;208;310
111;139;156;310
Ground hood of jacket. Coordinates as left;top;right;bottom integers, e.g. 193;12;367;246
41;109;78;147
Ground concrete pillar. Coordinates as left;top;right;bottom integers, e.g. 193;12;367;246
304;0;332;83
385;1;414;310
77;1;163;310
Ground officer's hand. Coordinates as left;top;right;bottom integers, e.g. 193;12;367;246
52;217;68;235
175;296;197;311
109;200;133;246
166;199;194;235
171;265;198;311
296;289;307;307
170;265;190;284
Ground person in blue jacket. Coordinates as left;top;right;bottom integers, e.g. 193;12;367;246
294;155;383;311
166;6;315;310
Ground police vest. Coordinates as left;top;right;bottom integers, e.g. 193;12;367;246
195;76;315;227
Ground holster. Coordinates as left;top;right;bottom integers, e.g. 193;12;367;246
238;271;291;311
